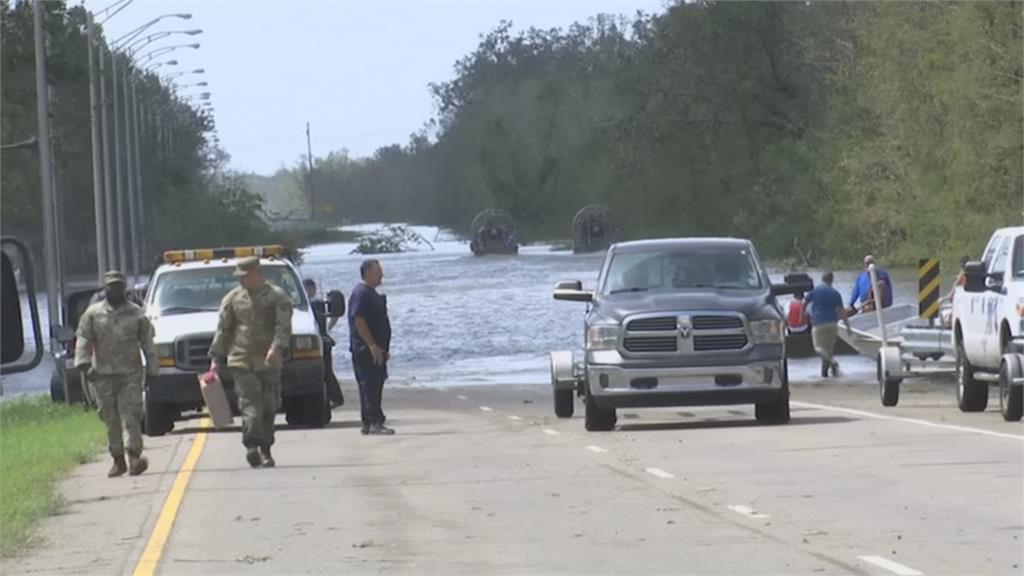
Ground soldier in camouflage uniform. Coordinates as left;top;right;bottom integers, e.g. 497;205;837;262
208;256;293;468
75;270;159;477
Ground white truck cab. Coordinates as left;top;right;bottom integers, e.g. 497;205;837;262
143;245;331;435
952;226;1024;421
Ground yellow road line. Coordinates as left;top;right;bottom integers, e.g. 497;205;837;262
132;419;209;576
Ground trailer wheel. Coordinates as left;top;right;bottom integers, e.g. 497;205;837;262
877;348;902;407
999;353;1023;422
956;339;988;412
554;387;574;418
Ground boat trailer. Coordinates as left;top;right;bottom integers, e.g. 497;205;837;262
837;263;957;407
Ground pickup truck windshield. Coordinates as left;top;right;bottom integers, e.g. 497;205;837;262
603;246;763;294
150;265;307;315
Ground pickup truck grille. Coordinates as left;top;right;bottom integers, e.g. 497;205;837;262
692;316;744;330
620;312;749;356
177;337;213;372
626;317;678;332
624;336;678;353
694;334;748;351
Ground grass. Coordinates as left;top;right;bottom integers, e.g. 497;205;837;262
0;397;104;557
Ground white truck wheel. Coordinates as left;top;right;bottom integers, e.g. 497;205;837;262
999;353;1023;422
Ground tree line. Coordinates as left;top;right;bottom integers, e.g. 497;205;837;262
1;0;271;276
263;0;1021;266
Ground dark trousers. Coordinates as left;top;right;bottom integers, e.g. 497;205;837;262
324;341;343;405
352;351;387;426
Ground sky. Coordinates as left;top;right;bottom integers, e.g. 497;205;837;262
84;0;669;175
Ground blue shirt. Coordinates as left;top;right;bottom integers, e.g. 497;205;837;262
805;285;844;325
348;283;391;354
850;268;893;308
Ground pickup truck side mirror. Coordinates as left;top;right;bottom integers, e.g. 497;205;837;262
325;289;346;318
962;261;988;293
771;274;813;297
554;280;593;303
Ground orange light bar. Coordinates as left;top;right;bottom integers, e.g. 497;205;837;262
163;245;285;263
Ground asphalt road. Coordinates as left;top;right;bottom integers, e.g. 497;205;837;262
5;379;1023;576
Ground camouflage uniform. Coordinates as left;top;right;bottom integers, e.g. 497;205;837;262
74;272;158;463
208;259;293;451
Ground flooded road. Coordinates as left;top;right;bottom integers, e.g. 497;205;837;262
3;223;943;395
300;224;931;387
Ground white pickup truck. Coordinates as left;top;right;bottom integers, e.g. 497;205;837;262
952;226;1024;421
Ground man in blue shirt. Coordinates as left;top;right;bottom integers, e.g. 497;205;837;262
849;254;893;313
805;272;846;378
349;259;394;435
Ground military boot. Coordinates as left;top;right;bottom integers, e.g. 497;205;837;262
108;455;128;478
127;450;149;476
260;446;275;468
246;447;262;468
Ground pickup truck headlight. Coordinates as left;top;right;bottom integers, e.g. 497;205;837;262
749;320;784;344
291;335;322;359
156;343;175;367
586;324;620;351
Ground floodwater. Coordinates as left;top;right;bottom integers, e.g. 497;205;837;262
3;223;943;395
299;224;932;387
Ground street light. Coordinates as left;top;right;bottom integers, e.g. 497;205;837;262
139;43;200;65
161;68;204;82
122;29;202;55
111;13;192;49
178;81;209;89
145;59;178;72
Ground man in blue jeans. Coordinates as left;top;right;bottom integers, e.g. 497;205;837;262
349;259;394;435
805;272;846;378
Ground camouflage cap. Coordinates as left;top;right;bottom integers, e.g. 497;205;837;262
233;256;261;276
103;270;126;285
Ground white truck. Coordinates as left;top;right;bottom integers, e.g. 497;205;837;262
952;226;1024;421
142;245;341;435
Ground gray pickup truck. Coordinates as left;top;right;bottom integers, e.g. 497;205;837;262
550;238;811;431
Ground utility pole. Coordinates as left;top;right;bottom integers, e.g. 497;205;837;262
123;68;138;283
131;79;144;277
306;121;316;221
113;53;127;271
87;12;107;281
100;45;117;269
32;0;59;349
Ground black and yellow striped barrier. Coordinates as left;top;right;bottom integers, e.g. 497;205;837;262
918;258;940;320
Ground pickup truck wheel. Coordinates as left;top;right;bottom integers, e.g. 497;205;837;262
755;392;790;424
144;398;175;437
554;388;574;418
50;371;65;403
584;393;616;431
999;354;1023;422
755;362;790;424
285;389;330;428
956;340;988;412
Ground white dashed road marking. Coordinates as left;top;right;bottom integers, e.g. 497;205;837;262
480;406;494;412
792;401;1023;441
585;445;609;454
456;395;468;400
507;415;522;421
858;555;924;576
645;468;675;479
542;428;560;436
727;505;769;520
